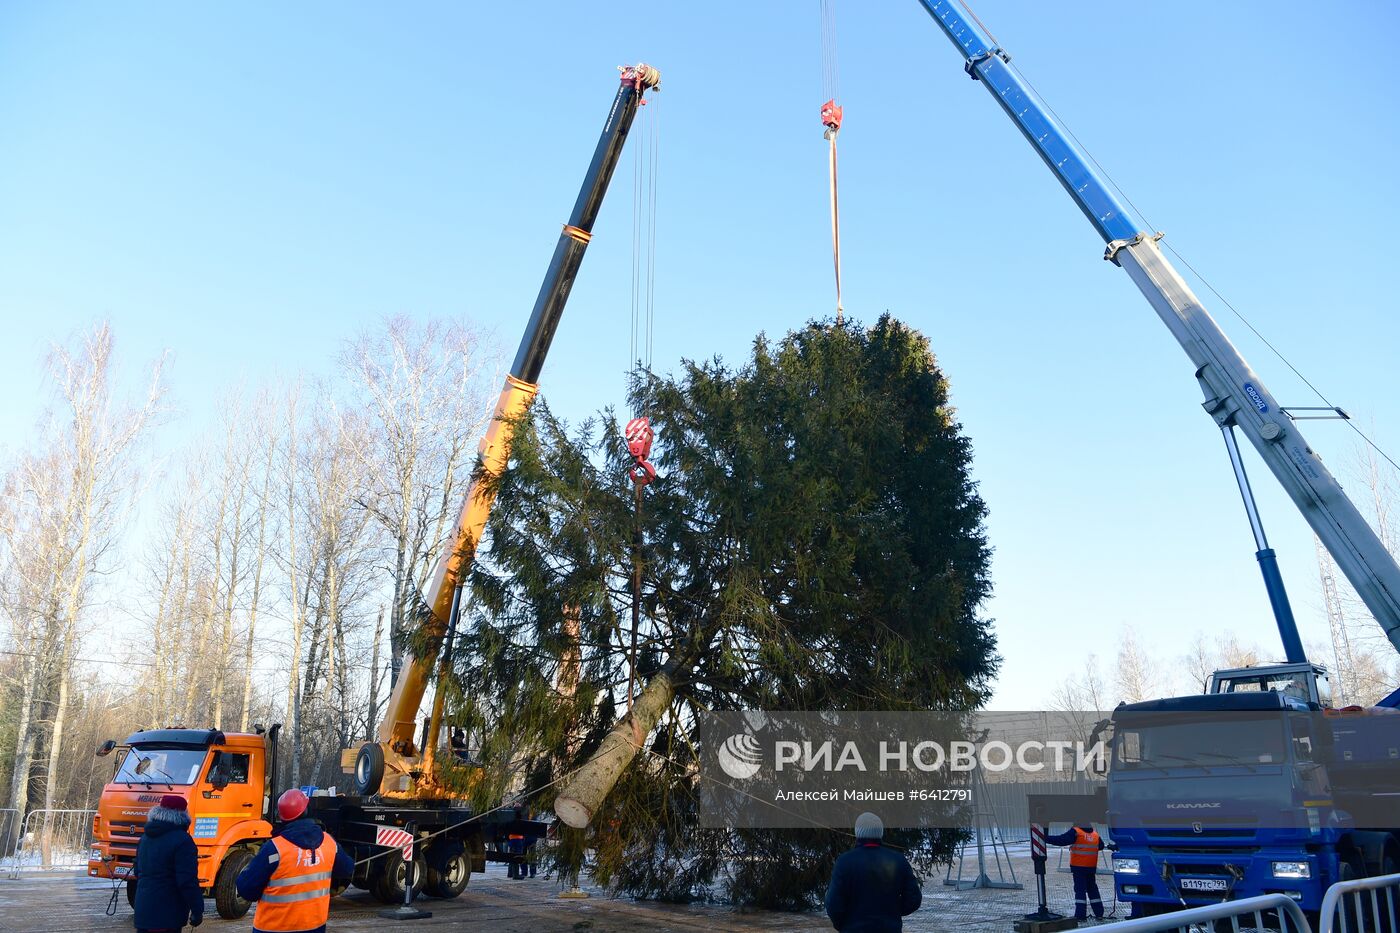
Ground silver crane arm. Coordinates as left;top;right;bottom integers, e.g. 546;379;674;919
914;0;1400;653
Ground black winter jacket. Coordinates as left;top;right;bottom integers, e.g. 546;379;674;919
133;804;204;931
824;842;922;932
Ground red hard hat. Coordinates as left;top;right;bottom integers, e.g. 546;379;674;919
277;788;308;821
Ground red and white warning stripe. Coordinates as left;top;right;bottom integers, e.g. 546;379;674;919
375;826;414;860
1030;822;1046;858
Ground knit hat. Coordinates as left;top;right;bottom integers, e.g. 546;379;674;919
854;811;883;840
160;794;187;811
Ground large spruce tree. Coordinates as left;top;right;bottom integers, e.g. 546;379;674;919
449;315;997;907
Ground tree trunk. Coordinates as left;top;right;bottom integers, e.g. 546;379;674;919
172;515;195;722
389;529;409;690
240;441;275;733
187;474;229;725
42;631;74;813
554;671;674;829
7;656;38;817
214;465;247;730
366;605;385;741
283;394;304;787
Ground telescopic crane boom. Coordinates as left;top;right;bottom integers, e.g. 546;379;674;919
912;0;1400;663
352;63;661;798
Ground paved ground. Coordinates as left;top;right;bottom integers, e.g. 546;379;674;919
0;846;1132;933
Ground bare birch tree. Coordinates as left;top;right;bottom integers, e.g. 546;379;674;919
1;324;163;816
1115;627;1158;704
339;316;496;698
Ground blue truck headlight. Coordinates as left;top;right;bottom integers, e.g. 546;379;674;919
1114;857;1140;875
1271;860;1310;879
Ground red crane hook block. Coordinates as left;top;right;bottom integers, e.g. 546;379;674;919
625;417;654;461
630;459;657;486
820;99;843;132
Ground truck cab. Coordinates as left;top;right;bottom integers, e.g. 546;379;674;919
1209;661;1331;707
1107;692;1343;913
88;728;276;915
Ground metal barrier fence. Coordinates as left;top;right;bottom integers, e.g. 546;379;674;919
1319;871;1400;933
976;778;1106;844
4;809;97;878
1094;893;1311;932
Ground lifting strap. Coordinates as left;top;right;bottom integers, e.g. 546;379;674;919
624;416;656;747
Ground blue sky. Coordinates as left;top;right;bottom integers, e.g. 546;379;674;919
2;1;1397;707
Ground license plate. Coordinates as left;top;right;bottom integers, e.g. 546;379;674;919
1179;877;1228;892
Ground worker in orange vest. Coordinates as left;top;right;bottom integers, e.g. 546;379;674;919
1046;823;1109;921
236;789;354;933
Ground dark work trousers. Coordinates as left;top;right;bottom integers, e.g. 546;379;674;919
507;838;525;879
1071;864;1104;920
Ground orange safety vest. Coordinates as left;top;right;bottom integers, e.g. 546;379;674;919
1069;828;1100;868
252;833;339;932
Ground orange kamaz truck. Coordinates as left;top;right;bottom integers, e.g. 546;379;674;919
87;723;541;918
88;727;274;915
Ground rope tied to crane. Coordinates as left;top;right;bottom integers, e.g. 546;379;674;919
822;100;843;326
820;0;844;325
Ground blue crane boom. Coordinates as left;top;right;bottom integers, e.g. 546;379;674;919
913;0;1400;663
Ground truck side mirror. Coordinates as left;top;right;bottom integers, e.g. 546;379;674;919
210;768;231;791
96;740;117;758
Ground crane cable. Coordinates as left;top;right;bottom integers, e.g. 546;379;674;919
820;0;844;325
629;91;659;374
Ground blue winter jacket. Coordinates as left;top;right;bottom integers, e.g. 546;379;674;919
236;818;354;933
132;804;204;931
824;841;923;932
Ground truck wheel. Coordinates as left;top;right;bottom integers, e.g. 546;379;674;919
214;848;255;920
425;849;470;899
354;743;385;796
126;878;137;909
371;850;426;904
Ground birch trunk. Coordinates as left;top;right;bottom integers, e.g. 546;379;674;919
41;632;73;813
283;392;305;787
366;605;385;741
240;430;275;733
214;456;247;729
184;473;227;723
7;656;38;815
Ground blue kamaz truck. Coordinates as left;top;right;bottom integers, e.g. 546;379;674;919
909;0;1400;919
1106;662;1400;915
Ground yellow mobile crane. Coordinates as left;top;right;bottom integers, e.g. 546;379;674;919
352;62;661;799
88;63;660;917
